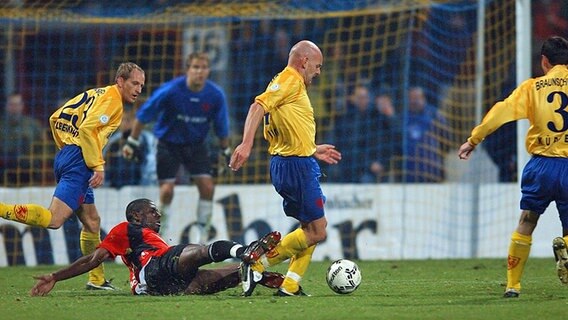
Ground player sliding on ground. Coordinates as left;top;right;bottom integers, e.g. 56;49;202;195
30;198;284;296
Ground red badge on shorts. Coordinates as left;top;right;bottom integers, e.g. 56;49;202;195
315;197;324;209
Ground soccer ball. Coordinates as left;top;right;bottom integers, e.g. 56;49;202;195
326;259;362;294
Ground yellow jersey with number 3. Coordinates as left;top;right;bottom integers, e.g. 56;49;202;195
255;66;317;157
468;65;568;157
49;85;123;171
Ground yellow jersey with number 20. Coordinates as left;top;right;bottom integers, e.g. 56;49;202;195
49;85;124;171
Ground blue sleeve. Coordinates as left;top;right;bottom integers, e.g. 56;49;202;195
136;82;171;124
213;87;230;139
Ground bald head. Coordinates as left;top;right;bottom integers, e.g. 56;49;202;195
289;40;321;62
288;40;323;87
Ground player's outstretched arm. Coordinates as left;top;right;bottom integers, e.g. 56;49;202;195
458;141;476;160
230;103;264;171
314;144;342;165
30;248;111;296
30;274;57;296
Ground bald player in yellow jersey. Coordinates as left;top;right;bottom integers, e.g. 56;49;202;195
459;36;568;298
230;40;342;296
0;62;145;290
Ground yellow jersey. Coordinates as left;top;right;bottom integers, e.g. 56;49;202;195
255;66;317;157
49;85;123;171
469;65;568;157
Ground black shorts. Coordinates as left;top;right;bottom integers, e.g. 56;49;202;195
144;244;197;295
156;140;211;181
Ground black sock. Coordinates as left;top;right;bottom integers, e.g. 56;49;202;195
208;240;243;262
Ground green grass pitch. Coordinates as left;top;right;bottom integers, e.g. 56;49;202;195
1;258;567;320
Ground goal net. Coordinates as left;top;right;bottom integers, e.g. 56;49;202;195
0;0;528;265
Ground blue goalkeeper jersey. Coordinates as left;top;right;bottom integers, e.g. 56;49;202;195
136;76;229;144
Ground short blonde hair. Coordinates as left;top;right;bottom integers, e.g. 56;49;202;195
115;62;144;82
185;52;210;68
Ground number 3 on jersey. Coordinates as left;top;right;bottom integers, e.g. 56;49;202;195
547;91;568;133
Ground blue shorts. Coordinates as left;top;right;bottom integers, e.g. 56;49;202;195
53;145;94;211
270;155;325;223
520;156;568;228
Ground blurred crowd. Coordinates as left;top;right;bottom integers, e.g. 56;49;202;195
1;1;561;187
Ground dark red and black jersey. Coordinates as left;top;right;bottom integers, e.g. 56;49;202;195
98;221;171;293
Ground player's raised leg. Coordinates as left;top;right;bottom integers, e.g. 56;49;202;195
240;231;282;296
177;239;247;278
0;193;76;229
0;202;53;227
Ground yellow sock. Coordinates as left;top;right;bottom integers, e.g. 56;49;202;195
281;245;316;293
251;261;265;273
266;228;309;267
81;230;105;285
506;231;532;291
0;203;51;228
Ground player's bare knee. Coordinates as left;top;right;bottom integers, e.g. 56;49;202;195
48;220;64;229
82;217;101;233
306;228;327;245
200;189;214;199
161;191;174;202
519;211;539;226
197;182;214;199
179;244;207;267
47;214;66;229
160;184;175;201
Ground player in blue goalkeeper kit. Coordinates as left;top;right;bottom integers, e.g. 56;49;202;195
123;52;230;244
459;36;568;298
230;40;342;296
0;62;145;290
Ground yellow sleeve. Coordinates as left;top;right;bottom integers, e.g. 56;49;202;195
79;96;123;171
255;67;299;112
468;79;532;145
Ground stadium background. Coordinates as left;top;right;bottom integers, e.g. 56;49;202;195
0;0;553;266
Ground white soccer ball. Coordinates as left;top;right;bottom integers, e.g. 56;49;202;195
326;259;362;294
